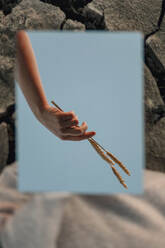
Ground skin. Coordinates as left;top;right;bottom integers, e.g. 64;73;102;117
15;31;96;141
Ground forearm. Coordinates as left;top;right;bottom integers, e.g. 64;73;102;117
15;31;49;121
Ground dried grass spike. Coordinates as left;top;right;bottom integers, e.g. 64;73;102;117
89;139;115;165
106;151;130;176
111;166;128;189
51;100;63;112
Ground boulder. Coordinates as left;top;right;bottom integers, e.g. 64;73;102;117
0;56;15;86
87;0;162;34
145;17;165;103
63;19;85;30
1;0;65;30
0;122;9;173
146;117;165;172
0;61;15;110
144;64;163;106
144;65;165;172
0;29;16;57
0;162;17;189
144;64;164;128
0;0;22;16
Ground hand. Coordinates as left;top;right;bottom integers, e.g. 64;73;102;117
39;105;96;141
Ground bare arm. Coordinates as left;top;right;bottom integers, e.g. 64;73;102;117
15;31;96;141
15;30;49;121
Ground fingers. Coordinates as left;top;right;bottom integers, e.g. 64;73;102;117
61;122;88;136
61;131;96;141
57;110;79;128
55;109;96;141
57;111;76;121
60;117;79;128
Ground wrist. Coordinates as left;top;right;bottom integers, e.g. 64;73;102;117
34;102;49;123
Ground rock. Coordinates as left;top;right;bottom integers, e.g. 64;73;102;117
63;19;85;30
0;10;4;29
11;111;16;122
88;0;162;34
0;122;9;173
40;0;105;30
6;102;15;116
79;4;105;29
0;82;15;111
0;162;17;189
0;29;16;57
144;64;164;128
6;122;15;165
0;107;7;121
146;118;165;172
145;18;165;103
0;0;22;16
0;56;15;86
144;65;165;172
0;103;15;123
146;32;165;69
0;103;15;167
0;69;15;110
1;0;65;30
144;65;164;109
144;22;165;172
0;31;16;111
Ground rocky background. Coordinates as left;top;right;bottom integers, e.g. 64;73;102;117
0;0;165;174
